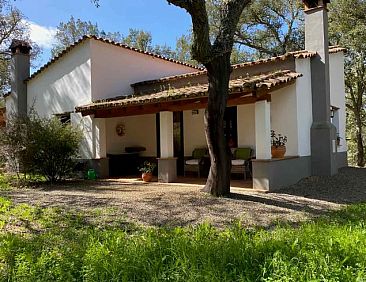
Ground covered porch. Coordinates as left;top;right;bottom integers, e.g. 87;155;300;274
75;70;310;191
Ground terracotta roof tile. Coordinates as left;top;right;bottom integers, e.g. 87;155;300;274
26;35;203;82
329;46;347;54
131;51;313;88
131;46;344;88
76;70;302;113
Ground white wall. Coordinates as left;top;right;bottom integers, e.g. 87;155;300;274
237;104;256;151
295;58;313;156
90;40;197;101
183;109;206;156
5;95;16;120
27;41;92;118
106;114;156;156
71;113;93;159
329;52;347;152
271;84;299;156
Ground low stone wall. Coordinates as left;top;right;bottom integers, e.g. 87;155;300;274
252;156;312;191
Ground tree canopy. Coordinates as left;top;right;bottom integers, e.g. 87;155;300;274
51;16;123;56
0;0;41;96
329;0;366;166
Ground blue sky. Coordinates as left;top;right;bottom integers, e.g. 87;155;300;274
13;0;192;69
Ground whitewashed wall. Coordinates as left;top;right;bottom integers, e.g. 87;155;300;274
70;113;93;159
237;104;256;151
5;95;16;120
329;52;347;152
27;41;92;118
271;84;299;156
106;114;156;157
295;58;313;156
183;109;206;156
90;40;197;101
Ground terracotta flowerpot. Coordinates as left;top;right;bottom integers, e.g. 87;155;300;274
142;172;153;182
271;146;286;158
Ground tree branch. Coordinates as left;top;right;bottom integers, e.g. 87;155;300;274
167;0;212;63
212;0;251;56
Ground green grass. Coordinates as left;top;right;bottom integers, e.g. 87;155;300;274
0;175;11;191
0;197;366;281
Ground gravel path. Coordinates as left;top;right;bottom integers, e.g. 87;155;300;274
2;167;365;228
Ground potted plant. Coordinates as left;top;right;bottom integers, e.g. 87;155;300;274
139;161;156;182
271;130;288;158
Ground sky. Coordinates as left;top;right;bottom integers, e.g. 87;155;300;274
13;0;193;70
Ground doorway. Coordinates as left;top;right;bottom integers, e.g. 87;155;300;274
224;106;238;148
173;111;184;175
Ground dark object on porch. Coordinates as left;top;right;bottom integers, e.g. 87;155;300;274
125;146;146;153
231;147;253;180
108;147;146;176
184;148;208;177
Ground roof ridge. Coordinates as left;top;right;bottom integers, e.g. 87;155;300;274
26;35;203;82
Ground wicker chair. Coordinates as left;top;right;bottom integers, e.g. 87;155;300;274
231;147;252;180
184;148;208;177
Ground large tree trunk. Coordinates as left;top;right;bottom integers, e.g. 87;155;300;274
355;113;365;167
166;0;250;196
202;54;232;196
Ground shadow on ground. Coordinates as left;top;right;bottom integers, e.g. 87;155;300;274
1;167;365;228
277;167;366;204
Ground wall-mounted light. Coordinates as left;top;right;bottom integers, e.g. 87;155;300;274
330;106;339;119
330;108;335;119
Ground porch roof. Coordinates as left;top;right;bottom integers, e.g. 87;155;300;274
76;70;302;118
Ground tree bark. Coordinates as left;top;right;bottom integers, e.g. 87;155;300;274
202;54;232;196
167;0;251;196
355;112;365;167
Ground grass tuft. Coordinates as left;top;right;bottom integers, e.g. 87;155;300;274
0;197;366;281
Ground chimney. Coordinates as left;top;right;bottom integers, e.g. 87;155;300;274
9;39;31;117
303;0;338;176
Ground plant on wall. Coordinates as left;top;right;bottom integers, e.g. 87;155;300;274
271;130;288;148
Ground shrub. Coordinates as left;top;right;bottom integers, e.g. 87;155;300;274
0;112;82;182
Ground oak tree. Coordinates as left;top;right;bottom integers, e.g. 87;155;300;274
167;0;251;196
329;0;366;167
206;0;304;60
0;0;41;96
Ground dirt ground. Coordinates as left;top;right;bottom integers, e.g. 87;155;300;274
2;167;366;228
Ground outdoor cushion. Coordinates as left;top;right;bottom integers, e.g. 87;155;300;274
234;148;252;160
231;159;245;166
192;148;207;159
185;159;200;165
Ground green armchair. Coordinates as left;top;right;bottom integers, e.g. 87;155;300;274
231;147;253;180
184;148;208;177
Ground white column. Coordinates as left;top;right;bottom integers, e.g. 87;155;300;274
93;118;107;159
255;100;271;159
159;111;174;158
71;113;93;160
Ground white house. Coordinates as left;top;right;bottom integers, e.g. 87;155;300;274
5;0;347;191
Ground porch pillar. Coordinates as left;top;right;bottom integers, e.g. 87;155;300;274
158;111;177;182
93;118;107;159
255;100;271;159
91;118;109;178
253;100;272;190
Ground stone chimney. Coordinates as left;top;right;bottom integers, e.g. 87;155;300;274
303;0;338;176
9;39;31;117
